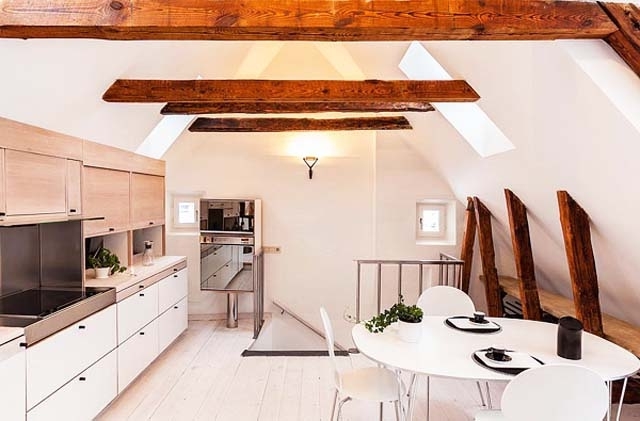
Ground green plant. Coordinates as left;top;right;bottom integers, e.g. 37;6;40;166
364;297;424;333
88;247;127;275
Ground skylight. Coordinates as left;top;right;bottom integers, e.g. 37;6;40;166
399;42;515;158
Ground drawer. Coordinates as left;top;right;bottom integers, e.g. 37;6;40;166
118;319;159;393
159;268;188;314
117;282;159;344
158;297;188;353
28;350;117;421
27;305;116;409
0;337;26;421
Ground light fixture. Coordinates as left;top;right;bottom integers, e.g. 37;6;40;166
303;156;319;179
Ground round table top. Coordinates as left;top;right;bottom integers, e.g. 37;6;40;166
351;316;640;382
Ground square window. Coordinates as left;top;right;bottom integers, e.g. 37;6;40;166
171;194;201;229
416;200;456;245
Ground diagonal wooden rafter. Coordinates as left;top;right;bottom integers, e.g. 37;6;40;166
103;79;479;103
600;3;640;77
188;116;412;132
0;0;617;41
161;101;435;115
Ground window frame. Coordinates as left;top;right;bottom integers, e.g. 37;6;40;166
415;199;457;246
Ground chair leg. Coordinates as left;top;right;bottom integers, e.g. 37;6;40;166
485;382;492;409
394;400;403;421
406;374;417;420
336;397;351;421
330;389;338;421
476;381;487;407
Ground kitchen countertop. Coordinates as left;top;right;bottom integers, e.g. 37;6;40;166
86;255;187;292
0;326;24;346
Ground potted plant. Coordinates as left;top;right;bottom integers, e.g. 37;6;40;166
88;247;127;279
364;297;424;343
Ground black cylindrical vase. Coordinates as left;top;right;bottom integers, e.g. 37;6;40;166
557;316;583;360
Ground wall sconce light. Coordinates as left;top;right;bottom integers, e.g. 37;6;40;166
303;156;319;179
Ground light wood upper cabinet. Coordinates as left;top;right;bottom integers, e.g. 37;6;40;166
131;173;165;229
5;150;67;215
66;160;82;215
83;167;130;236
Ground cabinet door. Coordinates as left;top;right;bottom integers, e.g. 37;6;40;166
27;350;117;421
131;173;164;229
117;282;159;344
5;150;66;215
66;160;82;215
158;268;188;314
0;337;26;421
83;167;130;236
158;297;188;353
118;319;159;393
26;305;116;409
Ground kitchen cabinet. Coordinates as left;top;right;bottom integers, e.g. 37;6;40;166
0;336;26;421
83;166;130;236
158;297;188;353
5;150;67;215
27;351;117;421
159;268;188;314
118;319;159;393
131;173;165;229
117;282;159;344
26;305;116;409
66;159;82;216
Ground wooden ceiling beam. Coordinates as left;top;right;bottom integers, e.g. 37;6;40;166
161;101;435;115
104;79;479;103
600;3;640;77
188;116;412;132
0;0;616;41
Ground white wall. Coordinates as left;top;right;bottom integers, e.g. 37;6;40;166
405;40;640;324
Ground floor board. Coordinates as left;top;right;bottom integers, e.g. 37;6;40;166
97;320;640;421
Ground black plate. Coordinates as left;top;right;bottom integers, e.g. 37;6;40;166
445;316;502;334
472;352;544;375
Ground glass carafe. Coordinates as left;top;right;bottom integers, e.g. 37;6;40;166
142;241;155;266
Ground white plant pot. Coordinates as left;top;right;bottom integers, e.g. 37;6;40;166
95;267;110;279
398;320;422;343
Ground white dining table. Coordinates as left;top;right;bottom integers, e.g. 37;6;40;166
352;316;640;421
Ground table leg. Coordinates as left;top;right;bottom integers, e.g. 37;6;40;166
406;374;417;421
485;382;492;410
379;402;383;421
426;376;430;421
617;377;628;421
608;381;612;421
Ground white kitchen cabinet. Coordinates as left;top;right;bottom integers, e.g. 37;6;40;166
27;350;117;421
158;297;188;353
118;319;159;393
117;282;159;344
158;268;188;314
0;336;26;421
27;305;116;410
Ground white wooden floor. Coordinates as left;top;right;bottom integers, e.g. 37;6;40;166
97;320;640;421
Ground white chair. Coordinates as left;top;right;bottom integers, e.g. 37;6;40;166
411;286;489;416
475;364;609;421
320;307;405;421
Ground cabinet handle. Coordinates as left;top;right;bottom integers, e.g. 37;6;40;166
173;268;178;272
0;212;5;217
138;285;145;289
109;227;115;232
149;221;154;225
79;377;86;381
174;306;179;309
139;332;145;336
69;209;77;213
139;293;145;297
173;274;178;278
19;342;27;348
78;325;86;330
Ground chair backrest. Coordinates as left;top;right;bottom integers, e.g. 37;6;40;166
319;307;342;390
501;364;609;421
416;285;475;316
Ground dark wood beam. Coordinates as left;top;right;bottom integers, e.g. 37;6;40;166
504;189;542;321
600;3;640;77
188;116;412;132
473;197;504;317
459;197;476;295
557;191;604;337
103;80;479;103
0;0;616;41
161;101;435;115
